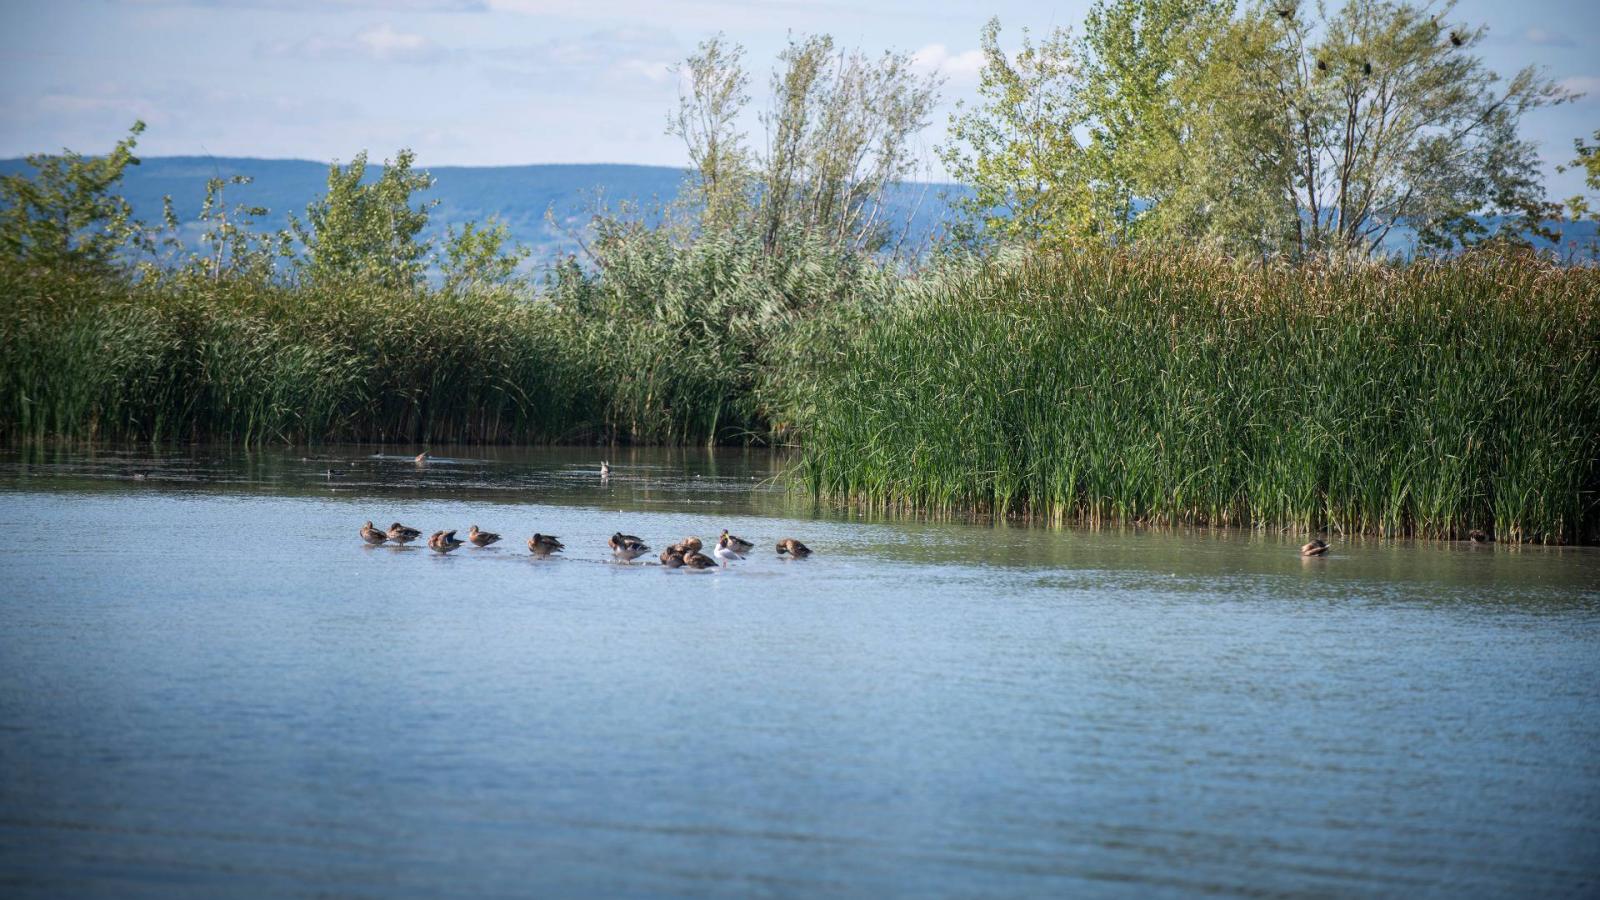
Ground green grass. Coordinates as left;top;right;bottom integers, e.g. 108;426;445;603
792;251;1600;544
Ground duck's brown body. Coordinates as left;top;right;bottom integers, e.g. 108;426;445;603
528;533;565;556
387;522;422;544
468;525;502;548
429;530;464;553
719;529;754;554
681;550;719;570
360;521;388;545
1300;538;1329;557
610;532;650;561
775;538;812;558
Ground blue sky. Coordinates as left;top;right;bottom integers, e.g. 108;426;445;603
1;0;1596;197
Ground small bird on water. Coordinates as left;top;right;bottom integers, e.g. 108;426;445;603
1300;538;1330;557
1468;529;1492;544
429;530;464;554
609;531;650;562
467;525;501;548
528;533;565;556
775;538;812;558
681;549;720;570
415;451;429;465
600;461;610;479
360;521;388;545
387;522;422;544
719;529;754;554
714;534;744;566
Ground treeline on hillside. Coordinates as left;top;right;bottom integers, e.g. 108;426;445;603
2;0;1598;542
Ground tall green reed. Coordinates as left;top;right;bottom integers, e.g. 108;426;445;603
794;251;1600;543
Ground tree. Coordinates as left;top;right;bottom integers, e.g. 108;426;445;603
666;33;940;255
669;35;755;233
0;121;148;275
939;20;1094;250
187;175;289;284
439;218;528;293
289;149;437;290
946;0;1575;258
1555;129;1600;260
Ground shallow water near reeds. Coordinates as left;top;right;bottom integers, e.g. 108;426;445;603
1;446;1597;898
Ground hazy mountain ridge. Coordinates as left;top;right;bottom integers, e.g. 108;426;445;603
0;156;966;266
1;156;1591;264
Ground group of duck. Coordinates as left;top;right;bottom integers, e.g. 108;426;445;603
359;520;812;570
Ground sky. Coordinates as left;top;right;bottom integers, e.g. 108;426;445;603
1;0;1597;197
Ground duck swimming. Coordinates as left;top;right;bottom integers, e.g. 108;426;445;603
429;530;465;553
719;529;754;554
1300;538;1329;557
775;538;812;558
681;549;719;570
714;534;744;566
528;533;565;556
468;525;502;548
1467;529;1493;544
610;532;650;562
360;521;389;545
665;537;702;555
387;522;422;545
660;547;686;568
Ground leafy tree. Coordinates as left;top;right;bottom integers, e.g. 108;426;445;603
0;121;148;275
1555;129;1600;260
439;218;528;293
181;175;289;284
939;20;1094;249
666;33;940;255
669;35;755;233
289;149;437;290
947;0;1574;258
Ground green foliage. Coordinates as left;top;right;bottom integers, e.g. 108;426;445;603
666;32;940;255
0;121;149;276
289;149;437;290
939;20;1094;250
794;251;1600;544
440;218;529;294
1556;130;1600;260
945;0;1574;258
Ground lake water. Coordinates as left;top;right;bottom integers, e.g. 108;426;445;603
1;446;1597;898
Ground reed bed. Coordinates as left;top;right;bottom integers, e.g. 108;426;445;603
794;252;1600;544
0;228;886;446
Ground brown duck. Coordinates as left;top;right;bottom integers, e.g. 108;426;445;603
1300;538;1329;557
528;533;565;556
609;532;650;562
468;525;502;548
719;529;754;554
387;522;422;544
429;530;465;553
776;538;813;558
360;521;388;545
682;550;719;570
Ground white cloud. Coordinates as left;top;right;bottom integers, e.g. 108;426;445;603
1523;27;1577;48
356;24;441;61
260;24;448;64
911;43;985;87
117;0;487;10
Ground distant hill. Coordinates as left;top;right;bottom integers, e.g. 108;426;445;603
1;155;1591;265
0;156;967;268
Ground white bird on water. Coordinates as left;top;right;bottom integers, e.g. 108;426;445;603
714;534;744;566
599;461;610;479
